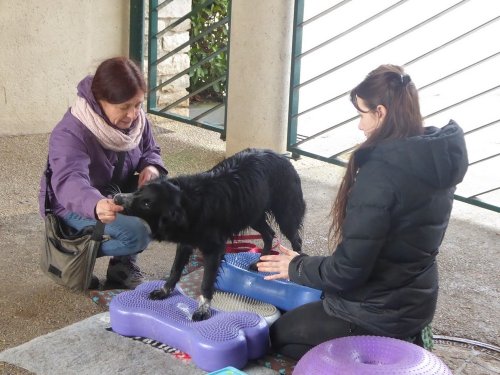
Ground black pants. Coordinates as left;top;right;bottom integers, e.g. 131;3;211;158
270;301;375;360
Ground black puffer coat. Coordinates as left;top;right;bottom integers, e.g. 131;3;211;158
289;120;469;338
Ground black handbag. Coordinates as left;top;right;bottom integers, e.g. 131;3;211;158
40;152;125;292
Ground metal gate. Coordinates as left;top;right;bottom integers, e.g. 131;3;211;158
288;0;500;213
146;0;229;135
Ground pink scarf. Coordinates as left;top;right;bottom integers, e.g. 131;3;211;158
71;96;145;151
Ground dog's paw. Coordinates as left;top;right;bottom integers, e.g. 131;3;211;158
192;307;211;321
192;296;211;321
149;288;170;300
248;261;259;272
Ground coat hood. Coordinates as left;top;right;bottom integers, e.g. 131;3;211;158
357;120;469;189
75;75;136;132
76;75;106;117
76;75;117;129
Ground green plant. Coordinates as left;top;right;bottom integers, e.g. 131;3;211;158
189;0;229;101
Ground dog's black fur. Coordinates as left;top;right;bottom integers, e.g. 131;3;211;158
114;148;306;321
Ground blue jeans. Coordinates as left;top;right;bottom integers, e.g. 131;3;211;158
63;212;152;257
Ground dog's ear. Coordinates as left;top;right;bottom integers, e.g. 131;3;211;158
158;206;187;233
157;181;187;235
168;178;180;187
158;173;169;182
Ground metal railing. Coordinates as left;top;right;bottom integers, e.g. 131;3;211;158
147;0;229;135
288;0;500;213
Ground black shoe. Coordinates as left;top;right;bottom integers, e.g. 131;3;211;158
106;256;145;289
87;275;100;290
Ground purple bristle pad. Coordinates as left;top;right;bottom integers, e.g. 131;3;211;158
109;281;269;372
293;336;453;375
215;252;322;311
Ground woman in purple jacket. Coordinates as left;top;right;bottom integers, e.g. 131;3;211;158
39;57;167;289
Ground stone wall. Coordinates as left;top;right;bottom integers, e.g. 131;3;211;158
145;0;191;117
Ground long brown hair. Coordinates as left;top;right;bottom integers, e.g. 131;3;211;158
91;57;146;104
328;64;424;249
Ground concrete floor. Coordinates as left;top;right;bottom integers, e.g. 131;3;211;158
0;117;498;374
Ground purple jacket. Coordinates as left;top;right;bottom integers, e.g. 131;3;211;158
39;76;167;219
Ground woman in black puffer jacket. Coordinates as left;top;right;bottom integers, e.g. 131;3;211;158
257;64;469;360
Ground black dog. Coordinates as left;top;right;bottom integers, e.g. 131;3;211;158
114;148;306;321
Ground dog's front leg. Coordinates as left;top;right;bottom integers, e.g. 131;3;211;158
248;220;276;271
150;243;193;300
192;247;224;321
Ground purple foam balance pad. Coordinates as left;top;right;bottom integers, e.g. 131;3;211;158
109;281;269;372
215;252;322;311
293;335;453;375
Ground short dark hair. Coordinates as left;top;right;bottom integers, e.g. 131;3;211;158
91;57;146;104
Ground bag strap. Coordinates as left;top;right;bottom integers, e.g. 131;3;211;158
112;151;126;184
91;218;105;241
44;151;127;239
43;158;54;215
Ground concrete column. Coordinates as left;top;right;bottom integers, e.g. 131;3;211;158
225;0;294;156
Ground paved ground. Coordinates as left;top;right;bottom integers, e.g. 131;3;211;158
0;117;499;374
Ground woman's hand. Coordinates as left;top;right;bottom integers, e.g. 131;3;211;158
95;198;124;223
256;245;300;281
138;165;160;187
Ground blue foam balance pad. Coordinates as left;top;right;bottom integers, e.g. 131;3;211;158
215;252;323;311
109;281;269;372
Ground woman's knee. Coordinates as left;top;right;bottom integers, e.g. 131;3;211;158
106;215;151;253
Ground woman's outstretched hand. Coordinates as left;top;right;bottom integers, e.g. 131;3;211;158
138;165;160;187
256;245;300;281
95;198;124;223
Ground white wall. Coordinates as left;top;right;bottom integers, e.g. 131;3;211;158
0;1;129;135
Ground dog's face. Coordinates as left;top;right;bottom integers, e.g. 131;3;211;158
114;179;186;240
